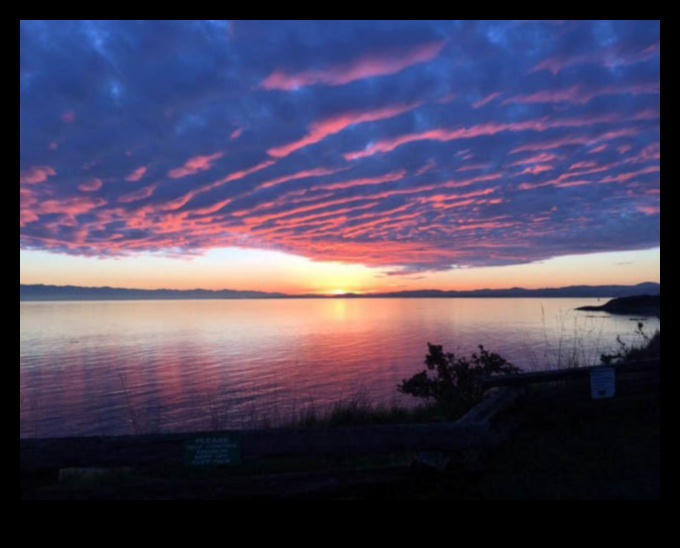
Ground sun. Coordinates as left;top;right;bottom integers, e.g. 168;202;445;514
329;288;349;295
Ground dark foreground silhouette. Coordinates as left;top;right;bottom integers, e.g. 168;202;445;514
577;294;660;317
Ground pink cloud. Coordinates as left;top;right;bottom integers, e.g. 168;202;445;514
243;195;373;226
588;144;608;155
48;142;58;151
416;160;437;176
310;170;406;191
157;159;278;215
532;42;659;74
509;153;560;166
125;166;148;182
271;202;380;228
78;178;103;192
24;196;106;228
343;113;638;160
159;193;194;212
511;126;643;155
568;161;598;171
258;167;344;190
118;185;156;203
62;110;76;123
597;128;641;141
211;160;275;187
20;166;56;185
20;210;39;227
260;41;445;90
520;165;554;175
417;187;498;206
599;165;660;184
456;220;515;231
511;136;590;154
440;173;502;190
268;103;418;158
502;85;583;105
638;205;660;215
472;92;501;109
230;127;244;140
456;163;489;172
188;198;234;217
626;143;659;164
168;152;224;179
502;82;659;106
38;196;106;216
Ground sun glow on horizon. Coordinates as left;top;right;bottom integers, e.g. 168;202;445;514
20;246;660;295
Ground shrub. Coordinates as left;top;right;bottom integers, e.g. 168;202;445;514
600;324;660;365
397;343;521;418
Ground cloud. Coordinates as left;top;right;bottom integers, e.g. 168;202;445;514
472;92;501;109
260;40;445;90
78;178;103;192
501;82;659;106
125;166;147;182
520;165;554;175
167;152;224;179
19;21;660;271
344;111;655;161
257;167;343;191
267;103;418;158
20;166;56;185
532;42;659;74
310;170;406;191
118;185;156;203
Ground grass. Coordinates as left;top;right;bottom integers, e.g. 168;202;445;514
287;397;446;428
522;305;610;371
275;326;660;430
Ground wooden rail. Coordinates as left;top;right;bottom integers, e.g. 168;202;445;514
20;419;497;473
481;358;659;388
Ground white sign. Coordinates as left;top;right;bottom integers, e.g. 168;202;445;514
590;367;616;399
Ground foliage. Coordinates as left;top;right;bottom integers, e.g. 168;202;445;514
600;323;660;365
290;397;441;429
397;343;521;417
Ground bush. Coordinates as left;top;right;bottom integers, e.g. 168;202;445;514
397;343;521;418
600;324;660;365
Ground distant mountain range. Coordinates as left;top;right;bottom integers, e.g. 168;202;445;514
20;282;660;301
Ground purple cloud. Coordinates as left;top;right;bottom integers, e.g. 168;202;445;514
19;20;660;271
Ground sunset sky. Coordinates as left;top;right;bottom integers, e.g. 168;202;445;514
20;21;660;295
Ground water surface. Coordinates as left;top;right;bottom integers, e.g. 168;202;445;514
20;298;659;437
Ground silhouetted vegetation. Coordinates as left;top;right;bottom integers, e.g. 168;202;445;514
290;398;441;428
600;324;660;365
397;343;521;418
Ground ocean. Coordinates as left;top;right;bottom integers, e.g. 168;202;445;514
20;298;659;437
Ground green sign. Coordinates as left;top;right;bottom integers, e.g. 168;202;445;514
184;436;242;466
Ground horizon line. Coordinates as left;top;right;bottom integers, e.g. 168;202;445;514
20;280;660;298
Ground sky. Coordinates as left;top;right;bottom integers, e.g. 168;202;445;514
20;20;660;294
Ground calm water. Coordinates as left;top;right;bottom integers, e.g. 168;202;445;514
20;298;659;438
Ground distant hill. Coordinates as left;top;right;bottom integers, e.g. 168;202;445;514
19;284;288;301
20;282;660;301
576;294;660;317
353;282;661;299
